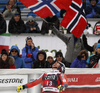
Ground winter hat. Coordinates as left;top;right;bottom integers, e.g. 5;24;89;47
14;12;20;17
1;49;8;56
89;0;98;3
37;50;46;60
55;51;63;57
27;16;34;22
46;52;53;59
96;43;100;49
26;36;33;42
60;9;66;18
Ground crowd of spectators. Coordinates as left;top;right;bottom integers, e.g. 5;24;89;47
0;0;100;69
0;41;100;69
0;0;100;34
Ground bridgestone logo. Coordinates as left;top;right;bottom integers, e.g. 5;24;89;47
0;78;23;83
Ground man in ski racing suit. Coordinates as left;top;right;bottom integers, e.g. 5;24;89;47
17;61;68;93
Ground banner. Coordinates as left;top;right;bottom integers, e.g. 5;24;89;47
0;33;10;53
67;74;100;87
0;75;28;87
63;74;100;93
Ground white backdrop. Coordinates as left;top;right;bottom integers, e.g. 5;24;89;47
9;34;100;57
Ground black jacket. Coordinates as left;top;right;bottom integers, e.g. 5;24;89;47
32;60;50;68
88;53;100;68
25;21;40;33
55;58;70;68
82;35;94;53
32;51;50;68
41;16;60;34
0;14;6;34
8;17;26;33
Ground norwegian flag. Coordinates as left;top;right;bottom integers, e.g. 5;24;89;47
61;0;87;38
19;0;61;18
54;0;72;11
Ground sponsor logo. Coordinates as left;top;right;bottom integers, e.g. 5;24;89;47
95;77;100;82
44;75;57;80
67;78;78;82
0;78;23;83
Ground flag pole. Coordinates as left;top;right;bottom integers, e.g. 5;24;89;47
42;18;48;23
42;18;55;26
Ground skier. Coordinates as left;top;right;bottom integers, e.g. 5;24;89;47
17;61;68;93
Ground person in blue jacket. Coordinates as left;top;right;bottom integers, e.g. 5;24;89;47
9;45;26;68
22;36;39;68
70;50;89;68
85;0;100;18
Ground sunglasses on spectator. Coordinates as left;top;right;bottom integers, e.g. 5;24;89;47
11;50;18;52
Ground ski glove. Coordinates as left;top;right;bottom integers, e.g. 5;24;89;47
58;85;65;92
17;85;23;93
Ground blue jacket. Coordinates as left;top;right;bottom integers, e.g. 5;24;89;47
70;58;88;68
86;54;93;64
22;44;39;68
85;3;100;18
9;46;26;68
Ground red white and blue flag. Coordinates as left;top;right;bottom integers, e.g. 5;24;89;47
19;0;61;18
19;0;87;38
61;0;87;38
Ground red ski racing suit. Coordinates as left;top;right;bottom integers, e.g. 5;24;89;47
23;70;68;93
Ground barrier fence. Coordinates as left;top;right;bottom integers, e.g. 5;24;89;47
1;68;100;93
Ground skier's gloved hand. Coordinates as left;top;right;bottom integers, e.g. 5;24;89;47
17;85;23;93
58;85;65;92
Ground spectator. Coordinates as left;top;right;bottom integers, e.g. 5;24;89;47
93;20;100;34
25;16;40;33
87;43;98;63
9;45;26;68
2;0;21;18
55;51;70;67
46;52;54;68
82;34;100;53
8;12;26;33
22;37;39;68
0;13;6;34
85;0;100;18
70;50;88;68
41;15;60;35
49;9;85;66
88;43;100;68
32;50;50;68
0;49;15;69
50;25;84;66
